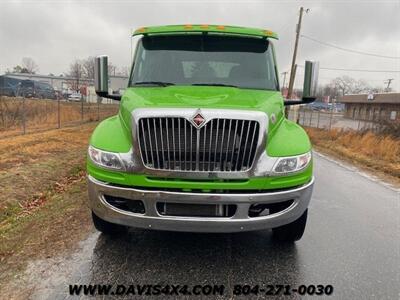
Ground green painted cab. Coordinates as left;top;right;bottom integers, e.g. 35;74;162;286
88;25;317;189
87;25;319;238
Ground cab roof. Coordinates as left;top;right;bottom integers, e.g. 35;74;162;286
132;24;278;40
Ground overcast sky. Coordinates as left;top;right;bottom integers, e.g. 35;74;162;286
0;0;399;90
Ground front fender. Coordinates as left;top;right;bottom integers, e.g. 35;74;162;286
267;119;312;157
89;115;131;153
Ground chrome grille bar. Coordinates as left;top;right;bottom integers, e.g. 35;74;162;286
159;118;165;167
224;119;233;171
166;118;171;169
219;119;226;168
152;119;160;168
172;118;175;169
229;120;239;170
146;119;154;167
246;122;258;168
137;117;260;172
140;120;149;165
184;119;187;170
208;119;213;170
178;118;181;169
202;122;207;171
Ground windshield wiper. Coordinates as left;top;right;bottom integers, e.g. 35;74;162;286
191;83;238;88
132;81;175;87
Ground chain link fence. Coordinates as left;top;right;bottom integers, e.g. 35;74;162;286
0;96;119;139
288;106;380;132
2;97;394;139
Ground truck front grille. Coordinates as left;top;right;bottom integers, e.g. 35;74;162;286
137;117;260;172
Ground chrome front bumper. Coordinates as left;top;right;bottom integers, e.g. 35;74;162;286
88;175;314;233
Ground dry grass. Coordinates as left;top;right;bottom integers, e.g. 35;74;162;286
306;127;400;182
0;123;98;288
0;96;118;138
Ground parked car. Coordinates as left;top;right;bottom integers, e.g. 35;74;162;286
0;75;21;97
334;103;345;112
307;101;329;111
19;80;56;99
68;93;82;102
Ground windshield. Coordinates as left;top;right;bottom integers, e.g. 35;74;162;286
130;35;279;90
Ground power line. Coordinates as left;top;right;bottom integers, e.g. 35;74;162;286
320;67;399;73
275;10;301;34
296;65;399;73
301;34;400;59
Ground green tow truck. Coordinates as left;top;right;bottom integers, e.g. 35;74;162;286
87;25;318;242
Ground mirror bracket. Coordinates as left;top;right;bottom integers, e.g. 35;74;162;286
284;97;316;106
95;91;122;101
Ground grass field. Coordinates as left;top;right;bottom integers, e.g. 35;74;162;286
0;96;119;139
0;123;98;292
306;127;400;183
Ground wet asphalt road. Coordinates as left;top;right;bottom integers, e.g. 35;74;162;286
29;153;399;299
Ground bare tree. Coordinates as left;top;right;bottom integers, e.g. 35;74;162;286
81;57;126;78
68;60;84;91
21;57;39;74
332;76;354;96
82;56;95;79
331;76;371;96
352;78;370;94
370;86;386;93
316;84;340;101
117;66;130;77
108;62;117;76
65;57;128;92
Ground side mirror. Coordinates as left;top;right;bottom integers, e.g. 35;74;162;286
302;60;319;99
94;55;108;95
284;60;319;106
94;55;121;101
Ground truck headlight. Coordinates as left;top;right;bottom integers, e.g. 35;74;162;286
272;152;312;174
88;145;125;170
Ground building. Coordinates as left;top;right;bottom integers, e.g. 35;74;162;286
3;73;129;94
340;93;400;122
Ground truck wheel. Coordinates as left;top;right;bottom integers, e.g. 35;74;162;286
91;212;126;235
272;209;307;242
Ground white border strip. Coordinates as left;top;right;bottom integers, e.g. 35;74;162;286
313;150;400;193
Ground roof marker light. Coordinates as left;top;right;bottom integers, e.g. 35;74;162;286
200;24;209;29
264;30;273;36
184;24;193;29
216;25;225;30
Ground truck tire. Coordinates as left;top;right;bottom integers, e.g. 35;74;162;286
91;212;126;235
272;209;307;242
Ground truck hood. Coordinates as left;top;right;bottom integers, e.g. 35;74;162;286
120;86;285;133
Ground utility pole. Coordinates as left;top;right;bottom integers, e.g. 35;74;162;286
281;71;288;91
384;78;394;92
287;7;308;100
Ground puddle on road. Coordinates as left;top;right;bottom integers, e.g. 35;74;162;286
11;229;302;299
18;233;100;299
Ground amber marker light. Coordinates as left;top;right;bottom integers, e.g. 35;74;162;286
264;30;273;36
